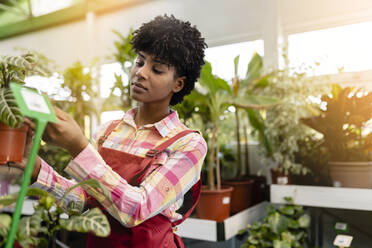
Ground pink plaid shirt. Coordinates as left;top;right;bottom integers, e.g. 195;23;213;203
32;108;207;227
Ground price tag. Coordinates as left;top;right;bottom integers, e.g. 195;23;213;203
10;83;57;123
277;176;288;185
21;88;50;114
333;235;353;247
222;197;230;204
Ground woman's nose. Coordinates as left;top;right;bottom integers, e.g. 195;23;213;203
135;65;150;79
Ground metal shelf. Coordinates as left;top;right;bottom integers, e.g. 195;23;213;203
175;201;269;241
271;184;372;211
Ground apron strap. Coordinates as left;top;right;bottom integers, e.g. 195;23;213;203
98;120;122;147
131;129;198;185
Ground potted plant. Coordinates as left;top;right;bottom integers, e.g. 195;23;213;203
302;84;372;188
253;65;328;184
0;179;111;248
239;197;311;247
0;53;45;165
222;53;276;214
188;61;277;221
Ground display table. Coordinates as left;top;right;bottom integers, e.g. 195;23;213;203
270;184;372;211
175;201;269;241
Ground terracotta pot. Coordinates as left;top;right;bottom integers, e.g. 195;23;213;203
222;178;254;214
329;161;372;188
270;168;291;185
0;123;28;164
196;186;233;222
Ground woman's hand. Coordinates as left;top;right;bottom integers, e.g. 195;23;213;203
43;107;89;158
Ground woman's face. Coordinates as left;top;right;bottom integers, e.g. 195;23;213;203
130;51;184;105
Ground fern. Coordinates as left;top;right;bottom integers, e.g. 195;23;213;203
0;88;23;128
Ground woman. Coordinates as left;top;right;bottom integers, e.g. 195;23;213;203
20;15;207;247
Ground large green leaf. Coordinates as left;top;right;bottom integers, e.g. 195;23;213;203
0;187;51;208
268;212;290;234
199;62;231;96
246;53;263;84
246;109;273;156
59;207;110;237
229;95;279;110
0;88;23;127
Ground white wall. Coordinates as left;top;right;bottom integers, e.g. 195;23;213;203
2;0;372;69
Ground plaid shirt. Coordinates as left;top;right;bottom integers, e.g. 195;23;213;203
32;108;207;227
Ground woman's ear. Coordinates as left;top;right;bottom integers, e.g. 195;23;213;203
173;76;185;93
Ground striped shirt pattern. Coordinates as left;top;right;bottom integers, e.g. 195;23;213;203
32;108;207;227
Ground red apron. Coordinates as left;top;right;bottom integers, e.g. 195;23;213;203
86;120;201;248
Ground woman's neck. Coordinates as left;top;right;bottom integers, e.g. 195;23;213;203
135;103;171;127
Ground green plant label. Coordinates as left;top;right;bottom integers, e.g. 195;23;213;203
334;222;349;232
10;82;57;122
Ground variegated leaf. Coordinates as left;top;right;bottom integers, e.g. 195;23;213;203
0;88;23;127
59;208;110;237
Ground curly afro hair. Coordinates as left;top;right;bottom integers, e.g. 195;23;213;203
130;14;207;105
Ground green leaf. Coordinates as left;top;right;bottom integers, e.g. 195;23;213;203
61;179;113;207
0;214;11;238
0;88;24;127
298;214;311;228
0;188;51;209
17;208;43;240
280;205;295;216
273;239;291;248
246;53;263;83
229;95;279;110
234;55;240;77
268;212;290;234
59;207;110;237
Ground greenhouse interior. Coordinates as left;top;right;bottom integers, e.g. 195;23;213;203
0;0;372;247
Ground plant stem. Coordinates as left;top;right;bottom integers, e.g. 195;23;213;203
207;126;216;190
244;123;250;175
235;109;242;178
215;123;221;191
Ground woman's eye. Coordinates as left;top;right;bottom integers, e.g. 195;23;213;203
135;60;144;67
153;67;163;74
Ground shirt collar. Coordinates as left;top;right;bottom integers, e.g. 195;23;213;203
121;108;182;137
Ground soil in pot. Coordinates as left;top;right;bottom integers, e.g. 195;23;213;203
0;123;28;164
196;186;233;222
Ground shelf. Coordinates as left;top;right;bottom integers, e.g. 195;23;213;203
270;184;372;211
175;201;269;241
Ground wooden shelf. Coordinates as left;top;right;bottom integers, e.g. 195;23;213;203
271;184;372;211
175;201;269;241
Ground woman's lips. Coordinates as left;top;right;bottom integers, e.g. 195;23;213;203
132;82;148;93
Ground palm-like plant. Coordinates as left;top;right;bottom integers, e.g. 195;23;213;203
0;53;45;128
231;53;274;178
193;61;278;190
